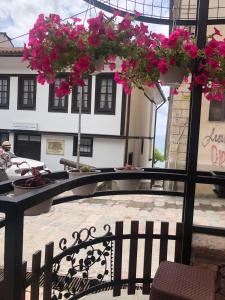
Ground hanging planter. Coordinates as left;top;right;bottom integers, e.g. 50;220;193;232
13;168;53;216
68;166;101;196
24;12;225;102
160;66;185;86
115;165;144;191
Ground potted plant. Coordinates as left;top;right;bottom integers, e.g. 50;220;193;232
13;167;53;216
24;12;225;101
68;165;100;196
115;164;144;191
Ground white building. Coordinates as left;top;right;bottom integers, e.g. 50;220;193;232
0;35;166;171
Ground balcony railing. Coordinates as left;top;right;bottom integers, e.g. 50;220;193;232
0;168;224;299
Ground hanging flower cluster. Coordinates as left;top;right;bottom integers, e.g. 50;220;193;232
23;11;225;101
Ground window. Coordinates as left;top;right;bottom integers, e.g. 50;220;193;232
0;76;10;109
95;73;116;114
73;136;93;157
49;77;68;112
0;132;9;145
18;76;36;110
209;97;225;121
72;78;92;113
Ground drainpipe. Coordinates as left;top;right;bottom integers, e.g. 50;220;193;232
124;94;131;165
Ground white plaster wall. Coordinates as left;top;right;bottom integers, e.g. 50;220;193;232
0;58;123;136
128;87;155;167
41;135;125;171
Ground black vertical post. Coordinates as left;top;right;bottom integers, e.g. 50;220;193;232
4;208;24;300
182;0;209;264
124;94;131;165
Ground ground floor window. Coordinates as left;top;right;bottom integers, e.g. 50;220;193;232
0;132;9;146
73;136;93;157
14;133;41;160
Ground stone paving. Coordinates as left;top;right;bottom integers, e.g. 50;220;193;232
1;191;225;299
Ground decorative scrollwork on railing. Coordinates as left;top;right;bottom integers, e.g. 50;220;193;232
51;224;113;300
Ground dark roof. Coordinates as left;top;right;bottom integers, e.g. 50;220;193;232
0;47;23;57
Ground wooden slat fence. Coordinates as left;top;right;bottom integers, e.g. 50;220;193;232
0;221;184;299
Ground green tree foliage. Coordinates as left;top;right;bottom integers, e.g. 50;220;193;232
153;148;165;164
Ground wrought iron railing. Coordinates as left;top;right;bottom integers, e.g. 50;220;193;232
0;168;225;299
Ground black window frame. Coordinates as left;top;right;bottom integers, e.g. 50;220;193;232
71;77;92;114
0;76;10;109
17;75;36;110
49;76;69;113
209;96;225;121
95;73;116;115
73;136;93;157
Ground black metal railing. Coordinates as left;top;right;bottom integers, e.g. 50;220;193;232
0;167;225;299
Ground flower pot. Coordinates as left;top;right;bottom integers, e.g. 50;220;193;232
160;66;185;86
114;168;144;191
13;180;53;216
68;169;100;196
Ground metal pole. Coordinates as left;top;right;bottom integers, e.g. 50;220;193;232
4;209;24;300
77;87;82;170
182;0;209;264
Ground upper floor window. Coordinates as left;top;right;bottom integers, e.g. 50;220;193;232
0;76;10;109
209;97;225;121
71;77;92;114
95;73;116;114
49;77;68;112
73;136;93;157
18;76;36;110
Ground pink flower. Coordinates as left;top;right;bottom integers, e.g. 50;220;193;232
118;14;131;31
22;43;29;61
107;55;116;62
105;26;116;40
49;14;61;24
37;74;46;85
71;17;81;23
184;43;198;59
171;88;178;95
207;59;219;69
87;12;104;32
88;34;100;46
214;27;222;36
112;9;121;17
109;63;116;71
123;83;131;95
158;59;168;74
134;10;141;18
114;71;121;83
194;73;208;85
55;81;70;97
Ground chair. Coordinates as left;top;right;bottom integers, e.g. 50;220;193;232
150;261;216;300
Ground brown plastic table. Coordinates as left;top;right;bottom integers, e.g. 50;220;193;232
150;261;215;300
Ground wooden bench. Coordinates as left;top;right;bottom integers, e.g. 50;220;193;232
151;261;216;300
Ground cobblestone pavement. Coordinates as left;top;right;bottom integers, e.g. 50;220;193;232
1;192;225;299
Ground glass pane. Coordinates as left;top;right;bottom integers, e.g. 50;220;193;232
54;99;59;107
108;86;112;93
30;135;41;142
101;94;106;101
101;86;106;93
100;101;105;108
108;79;113;86
101;79;107;86
17;135;29;141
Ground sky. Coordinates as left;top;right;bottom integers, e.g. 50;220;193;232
0;0;169;162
